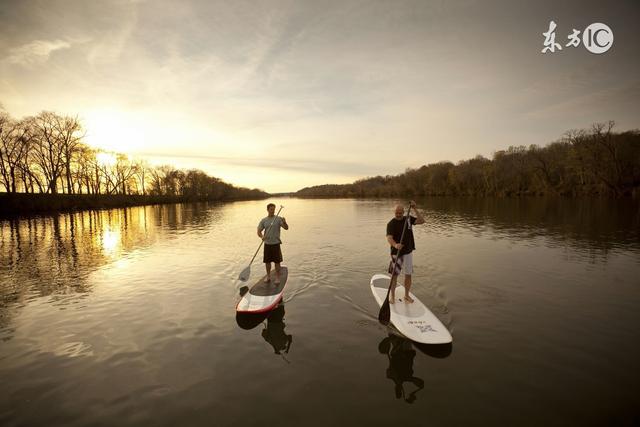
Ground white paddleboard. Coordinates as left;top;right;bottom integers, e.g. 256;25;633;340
237;266;288;313
371;273;452;344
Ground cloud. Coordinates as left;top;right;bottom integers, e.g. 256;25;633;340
5;39;71;66
86;6;139;66
135;150;378;176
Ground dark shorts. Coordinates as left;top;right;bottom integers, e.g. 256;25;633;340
263;243;283;264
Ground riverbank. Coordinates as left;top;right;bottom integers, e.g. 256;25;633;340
0;192;269;216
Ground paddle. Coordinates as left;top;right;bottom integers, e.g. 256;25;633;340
378;204;412;325
238;205;284;282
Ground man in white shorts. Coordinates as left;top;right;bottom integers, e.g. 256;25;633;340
386;201;425;304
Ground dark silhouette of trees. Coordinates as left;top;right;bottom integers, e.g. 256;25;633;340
0;108;267;203
28;112;68;194
0;113;31;193
296;122;640;198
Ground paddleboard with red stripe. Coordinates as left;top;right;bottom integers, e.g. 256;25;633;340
237;266;288;313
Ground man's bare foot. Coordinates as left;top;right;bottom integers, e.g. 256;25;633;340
404;295;414;303
264;276;270;283
389;295;395;304
275;276;281;284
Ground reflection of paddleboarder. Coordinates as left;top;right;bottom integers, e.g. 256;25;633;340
261;305;293;356
378;334;425;404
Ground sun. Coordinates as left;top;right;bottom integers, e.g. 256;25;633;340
83;108;146;154
96;151;117;167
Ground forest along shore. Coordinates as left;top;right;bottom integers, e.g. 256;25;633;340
295;122;640;198
0;110;268;215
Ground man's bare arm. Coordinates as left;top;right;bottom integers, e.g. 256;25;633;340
413;210;425;225
410;200;425;225
387;234;403;250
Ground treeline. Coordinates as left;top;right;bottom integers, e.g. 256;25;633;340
0;109;267;201
297;122;640;198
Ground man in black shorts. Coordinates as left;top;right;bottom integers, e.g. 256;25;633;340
386;201;425;304
257;203;289;284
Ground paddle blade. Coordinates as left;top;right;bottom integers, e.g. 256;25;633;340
378;279;393;325
378;299;391;325
238;265;251;282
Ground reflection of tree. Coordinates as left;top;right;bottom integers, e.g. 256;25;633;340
418;197;640;258
378;334;425;404
351;196;639;258
0;203;217;335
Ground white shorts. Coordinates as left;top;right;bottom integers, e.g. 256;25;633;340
389;252;414;275
400;252;413;275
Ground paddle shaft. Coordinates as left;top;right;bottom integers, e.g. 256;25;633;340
248;206;284;266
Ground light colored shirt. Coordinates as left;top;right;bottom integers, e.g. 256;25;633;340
258;215;284;245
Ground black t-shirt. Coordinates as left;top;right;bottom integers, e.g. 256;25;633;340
386;216;417;256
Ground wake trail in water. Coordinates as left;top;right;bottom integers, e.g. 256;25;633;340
282;268;326;303
334;292;377;321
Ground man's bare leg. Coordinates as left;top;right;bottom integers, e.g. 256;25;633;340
274;262;281;284
264;263;271;282
404;274;414;303
389;274;398;304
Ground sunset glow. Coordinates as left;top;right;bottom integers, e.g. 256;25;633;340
1;1;638;192
84;109;147;154
96;151;117;167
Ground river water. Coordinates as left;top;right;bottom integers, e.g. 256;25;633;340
1;198;639;426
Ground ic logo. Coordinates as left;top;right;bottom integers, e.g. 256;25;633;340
582;23;614;54
541;21;614;55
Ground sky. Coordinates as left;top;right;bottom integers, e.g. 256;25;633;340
1;0;639;192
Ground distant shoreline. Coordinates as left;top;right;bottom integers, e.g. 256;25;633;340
0;193;269;217
292;193;639;199
294;123;640;199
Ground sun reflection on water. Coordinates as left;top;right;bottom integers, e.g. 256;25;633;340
101;228;121;255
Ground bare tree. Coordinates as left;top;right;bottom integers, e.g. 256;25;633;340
133;159;150;195
113;154;137;195
73;145;95;194
89;150;104;194
0;111;14;192
149;165;172;195
0;113;32;193
1;107;267;201
28;112;67;194
54;114;85;194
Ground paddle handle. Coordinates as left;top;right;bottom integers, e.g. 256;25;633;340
248;205;284;266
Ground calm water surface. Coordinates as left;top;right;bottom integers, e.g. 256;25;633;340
1;198;639;426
